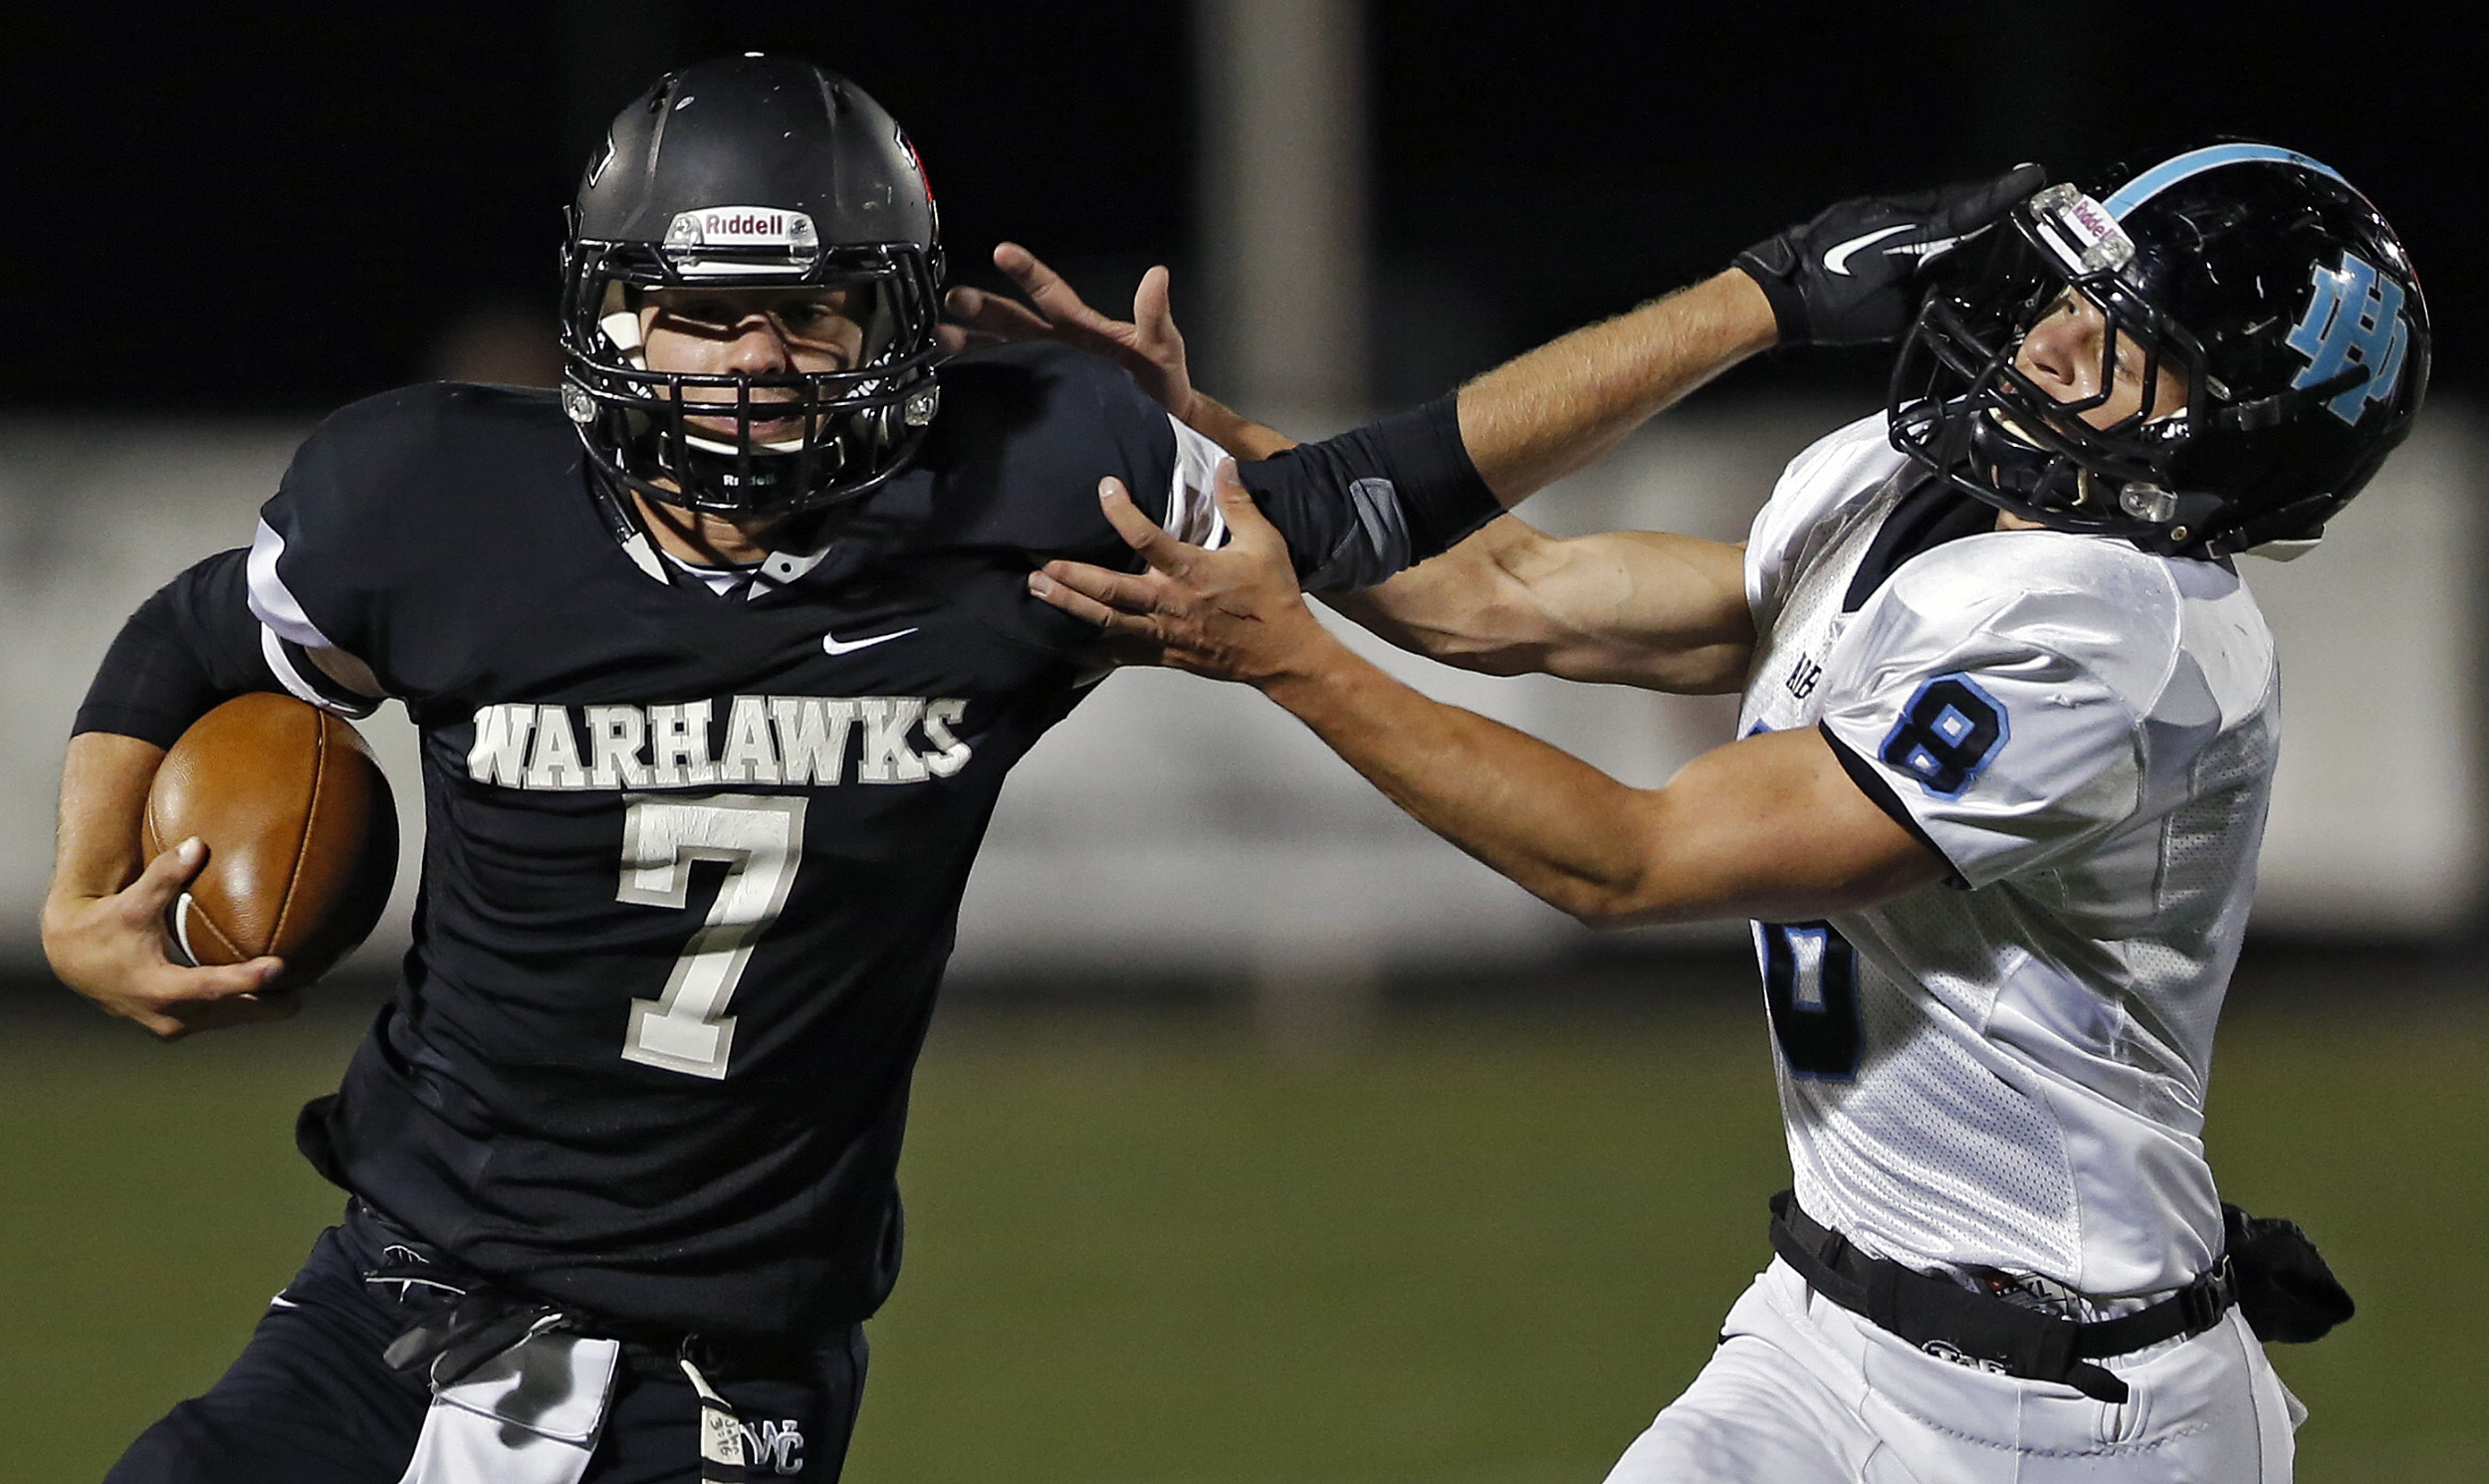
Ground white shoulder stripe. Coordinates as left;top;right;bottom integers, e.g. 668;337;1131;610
259;627;378;719
247;518;384;715
245;519;339;649
1164;414;1231;549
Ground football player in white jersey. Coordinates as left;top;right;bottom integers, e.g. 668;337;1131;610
997;144;2425;1480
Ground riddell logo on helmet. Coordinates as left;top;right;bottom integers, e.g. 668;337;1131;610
664;206;817;249
705;211;790;241
2061;194;2117;245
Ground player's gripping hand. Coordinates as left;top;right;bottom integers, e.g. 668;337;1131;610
1027;462;1333;690
944;244;1298;461
42;835;291;1041
1733;163;2047;346
943;244;1198;420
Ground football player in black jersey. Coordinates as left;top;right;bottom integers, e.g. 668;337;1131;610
39;53;1995;1484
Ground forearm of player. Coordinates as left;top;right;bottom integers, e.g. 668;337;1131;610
1257;643;1938;925
1456;270;1778;503
47;732;163;911
1228;274;1773;591
45;732;287;1036
1028;473;1933;917
1330;520;1755;693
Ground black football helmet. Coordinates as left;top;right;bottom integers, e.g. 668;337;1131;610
560;56;945;518
1888;143;2429;558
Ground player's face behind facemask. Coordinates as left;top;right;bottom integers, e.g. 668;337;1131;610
628;283;893;452
579;262;936;523
1889;182;2216;548
2009;288;2190;434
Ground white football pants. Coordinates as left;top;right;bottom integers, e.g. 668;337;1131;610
1603;1259;2304;1483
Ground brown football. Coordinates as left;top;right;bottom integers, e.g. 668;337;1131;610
140;692;399;987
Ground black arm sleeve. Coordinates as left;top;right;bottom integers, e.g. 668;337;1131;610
1235;394;1502;589
74;549;285;747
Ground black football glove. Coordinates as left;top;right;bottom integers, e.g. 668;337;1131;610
1734;163;2048;347
2223;1202;2356;1344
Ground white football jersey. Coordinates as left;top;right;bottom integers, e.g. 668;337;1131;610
1737;413;2279;1301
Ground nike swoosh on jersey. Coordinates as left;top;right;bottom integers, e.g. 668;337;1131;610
1822;224;1917;276
821;627;919;656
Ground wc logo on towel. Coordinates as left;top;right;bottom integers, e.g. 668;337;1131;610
741;1418;804;1475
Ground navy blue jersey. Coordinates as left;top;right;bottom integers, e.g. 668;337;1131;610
242;343;1209;1343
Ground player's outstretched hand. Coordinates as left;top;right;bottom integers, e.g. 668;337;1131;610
942;244;1197;418
1027;461;1334;689
42;835;292;1040
1733;162;2048;346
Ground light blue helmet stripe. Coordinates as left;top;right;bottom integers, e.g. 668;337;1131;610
2100;143;2351;220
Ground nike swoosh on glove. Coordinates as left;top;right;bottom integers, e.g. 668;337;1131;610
1733;163;2048;347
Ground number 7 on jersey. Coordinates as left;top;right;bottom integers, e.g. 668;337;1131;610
617;794;807;1079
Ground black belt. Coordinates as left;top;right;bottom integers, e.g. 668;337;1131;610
1767;1190;2235;1403
348;1200;792;1387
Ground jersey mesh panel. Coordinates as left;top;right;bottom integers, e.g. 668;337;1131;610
2130;719;2276;1072
1790;913;2083;1277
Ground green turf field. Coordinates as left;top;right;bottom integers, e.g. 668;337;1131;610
4;983;2482;1481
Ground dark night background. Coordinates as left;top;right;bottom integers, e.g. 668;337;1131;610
11;2;2481;415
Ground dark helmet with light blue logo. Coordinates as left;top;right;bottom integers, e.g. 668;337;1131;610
559;55;946;518
1889;142;2429;558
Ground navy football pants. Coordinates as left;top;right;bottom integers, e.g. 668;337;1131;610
108;1203;868;1483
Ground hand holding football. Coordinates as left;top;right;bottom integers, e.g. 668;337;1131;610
140;693;398;988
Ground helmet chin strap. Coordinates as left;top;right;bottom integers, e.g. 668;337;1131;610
1965;406;2241;557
